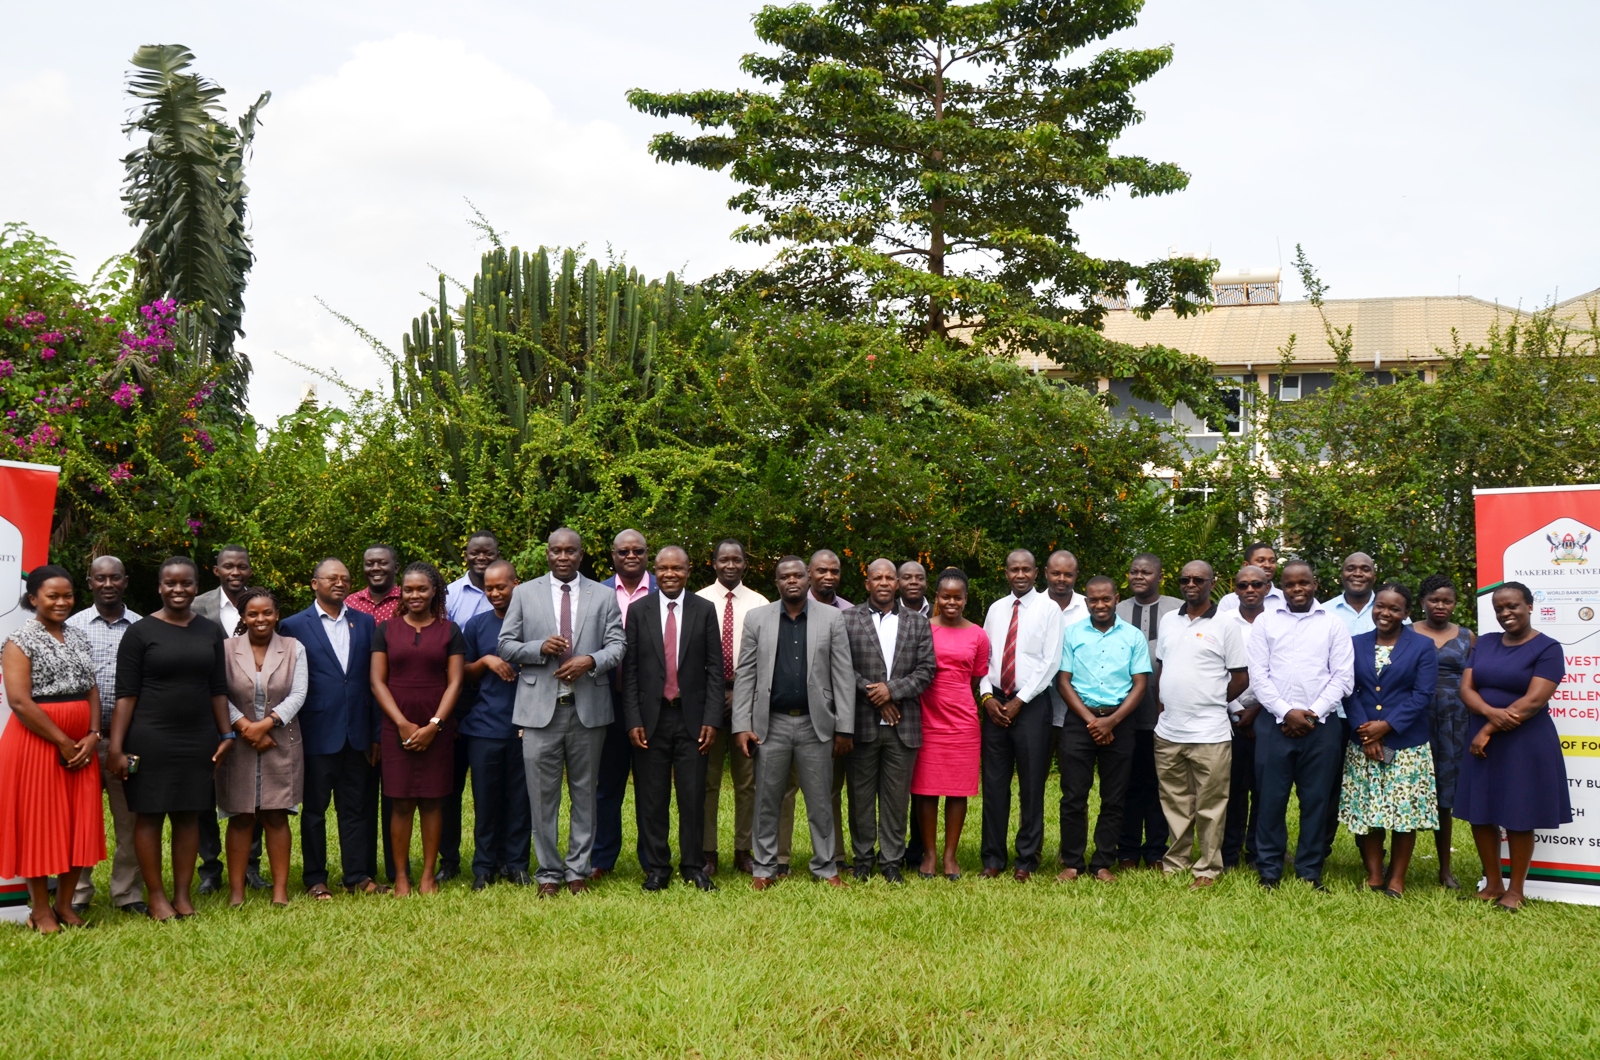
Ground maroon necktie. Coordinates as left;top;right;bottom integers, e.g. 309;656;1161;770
663;600;680;701
559;582;573;664
1001;597;1021;698
722;592;736;681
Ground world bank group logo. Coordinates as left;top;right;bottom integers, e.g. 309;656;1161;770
1548;529;1592;565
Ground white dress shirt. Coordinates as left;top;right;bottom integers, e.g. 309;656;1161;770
1246;600;1355;724
318;601;351;672
658;589;687;663
979;589;1065;704
1045;592;1090;725
549;574;582;695
868;604;900;725
1224;609;1262;719
695;582;768;666
219;594;240;639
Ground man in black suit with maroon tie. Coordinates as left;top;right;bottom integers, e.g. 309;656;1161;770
621;545;724;891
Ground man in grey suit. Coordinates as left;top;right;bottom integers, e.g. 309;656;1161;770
844;558;936;883
498;527;626;896
733;556;856;888
191;544;259;893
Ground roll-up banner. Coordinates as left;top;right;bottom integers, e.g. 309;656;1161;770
1474;483;1600;906
0;459;63;922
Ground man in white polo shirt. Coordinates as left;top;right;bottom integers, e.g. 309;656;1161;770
1154;560;1248;889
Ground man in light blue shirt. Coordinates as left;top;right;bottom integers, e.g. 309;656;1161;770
439;530;501;883
1054;576;1152;882
1323;552;1377;635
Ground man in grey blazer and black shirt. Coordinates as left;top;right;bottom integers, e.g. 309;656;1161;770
498;528;626;896
733;556;856;888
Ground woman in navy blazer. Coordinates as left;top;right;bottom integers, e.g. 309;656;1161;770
1339;583;1439;897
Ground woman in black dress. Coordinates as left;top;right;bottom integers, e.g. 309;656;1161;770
108;556;232;921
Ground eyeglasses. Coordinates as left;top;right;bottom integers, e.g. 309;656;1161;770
614;548;646;557
1178;576;1210;585
1236;580;1269;589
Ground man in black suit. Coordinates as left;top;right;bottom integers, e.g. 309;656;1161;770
621;546;724;892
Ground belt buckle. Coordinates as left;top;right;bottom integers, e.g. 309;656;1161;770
556;693;576;707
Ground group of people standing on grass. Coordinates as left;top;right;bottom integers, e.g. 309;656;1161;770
0;530;1572;930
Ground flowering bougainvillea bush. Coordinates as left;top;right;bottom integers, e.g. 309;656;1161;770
0;223;241;581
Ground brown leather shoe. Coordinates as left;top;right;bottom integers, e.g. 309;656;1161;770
1093;868;1117;883
751;876;775;891
1189;875;1217;890
979;867;1001;879
820;873;847;887
1117;858;1139;871
703;852;719;876
588;867;608;881
567;879;589;895
734;849;755;875
536;883;561;898
1013;869;1032;883
1056;868;1080;882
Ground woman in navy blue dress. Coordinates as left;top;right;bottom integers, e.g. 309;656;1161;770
1456;582;1570;911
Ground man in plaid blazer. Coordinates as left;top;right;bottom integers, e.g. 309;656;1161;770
843;558;937;882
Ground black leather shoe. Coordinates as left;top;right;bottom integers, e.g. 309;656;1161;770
851;864;872;882
472;874;493;892
197;876;221;896
685;870;718;892
1259;877;1280;890
502;868;532;886
245;868;269;891
119;901;150;916
434;866;460;885
881;865;905;885
774;864;791;878
643;869;672;892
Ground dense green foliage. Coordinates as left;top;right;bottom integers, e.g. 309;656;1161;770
122;44;269;370
627;0;1221;413
0;224;241;596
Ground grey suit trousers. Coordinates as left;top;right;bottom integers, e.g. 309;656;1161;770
846;726;917;868
523;702;607;884
752;712;838;879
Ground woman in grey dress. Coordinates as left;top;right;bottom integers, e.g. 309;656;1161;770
216;588;306;908
1416;574;1474;890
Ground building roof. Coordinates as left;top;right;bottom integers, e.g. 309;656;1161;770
1014;286;1600;375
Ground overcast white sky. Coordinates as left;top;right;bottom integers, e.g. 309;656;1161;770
3;1;1596;421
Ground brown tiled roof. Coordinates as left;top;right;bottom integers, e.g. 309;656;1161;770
1013;286;1599;374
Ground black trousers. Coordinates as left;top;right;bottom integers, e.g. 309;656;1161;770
1114;728;1169;864
631;703;707;877
595;715;649;872
980;693;1052;872
1320;717;1351;863
1221;726;1260;867
1058;712;1136;872
303;744;380;889
198;808;261;881
1253;712;1343;884
438;736;471;872
466;735;531;878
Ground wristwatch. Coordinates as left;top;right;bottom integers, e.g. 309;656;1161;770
428;717;442;728
271;714;285;728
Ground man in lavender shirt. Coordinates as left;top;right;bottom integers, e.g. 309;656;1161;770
1246;559;1354;890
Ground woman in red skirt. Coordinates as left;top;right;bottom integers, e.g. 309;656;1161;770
0;565;104;933
372;562;466;896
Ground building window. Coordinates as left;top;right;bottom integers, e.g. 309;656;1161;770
1173;376;1245;436
1278;374;1301;401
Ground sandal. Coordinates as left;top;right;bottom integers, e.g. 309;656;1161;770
25;914;61;935
345;877;390;895
306;883;335;901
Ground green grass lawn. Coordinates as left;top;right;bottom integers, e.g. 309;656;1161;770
5;776;1599;1059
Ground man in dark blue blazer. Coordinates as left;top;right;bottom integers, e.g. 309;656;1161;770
279;558;385;897
593;529;656;876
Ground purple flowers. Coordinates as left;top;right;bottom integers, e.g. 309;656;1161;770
188;381;217;409
39;348;56;361
111;382;143;409
0;361;12;379
194;429;215;454
187;518;203;533
109;462;133;483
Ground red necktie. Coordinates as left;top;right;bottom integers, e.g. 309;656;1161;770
663;600;680;701
559;583;573;664
1001;597;1021;698
722;592;736;681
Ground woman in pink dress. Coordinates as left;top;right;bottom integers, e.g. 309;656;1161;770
911;568;989;880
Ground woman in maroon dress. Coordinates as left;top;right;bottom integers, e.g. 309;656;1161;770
371;562;466;896
910;568;989;880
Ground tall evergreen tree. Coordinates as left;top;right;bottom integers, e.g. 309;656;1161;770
629;0;1217;404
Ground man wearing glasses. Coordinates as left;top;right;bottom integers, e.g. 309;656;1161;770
1221;565;1272;869
594;529;656;877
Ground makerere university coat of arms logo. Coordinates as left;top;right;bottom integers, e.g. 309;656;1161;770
1547;529;1592;565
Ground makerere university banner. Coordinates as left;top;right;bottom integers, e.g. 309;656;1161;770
1475;483;1600;906
0;459;62;922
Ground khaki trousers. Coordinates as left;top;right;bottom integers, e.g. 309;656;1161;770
1154;736;1232;879
703;727;798;860
72;740;142;908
